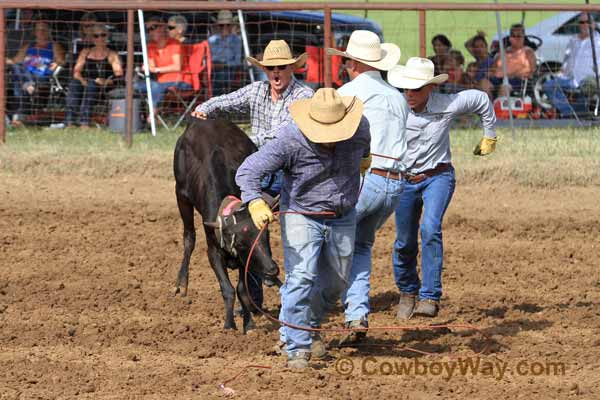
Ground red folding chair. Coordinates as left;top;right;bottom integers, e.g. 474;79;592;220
304;46;344;88
158;40;212;130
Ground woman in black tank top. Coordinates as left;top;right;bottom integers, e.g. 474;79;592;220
65;24;123;128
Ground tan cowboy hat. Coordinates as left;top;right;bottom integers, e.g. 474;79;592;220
326;30;401;71
213;10;237;25
246;40;307;69
289;88;364;144
387;57;448;89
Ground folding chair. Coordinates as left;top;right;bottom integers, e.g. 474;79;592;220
304;46;344;90
157;40;212;130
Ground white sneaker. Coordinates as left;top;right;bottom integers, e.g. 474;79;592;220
49;123;66;129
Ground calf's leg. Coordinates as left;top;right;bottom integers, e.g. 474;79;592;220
207;245;237;330
237;268;257;334
174;193;195;297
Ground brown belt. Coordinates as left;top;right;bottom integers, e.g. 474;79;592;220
370;168;403;180
405;163;451;184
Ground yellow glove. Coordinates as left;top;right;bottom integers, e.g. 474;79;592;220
473;137;497;156
248;199;274;230
360;154;372;176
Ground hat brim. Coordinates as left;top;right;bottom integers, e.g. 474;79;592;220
326;43;401;71
387;65;448;89
289;96;364;143
246;53;307;69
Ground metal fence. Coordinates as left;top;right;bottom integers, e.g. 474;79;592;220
2;2;600;145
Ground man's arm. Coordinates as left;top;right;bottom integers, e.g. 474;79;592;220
193;81;256;118
235;132;291;204
454;90;496;139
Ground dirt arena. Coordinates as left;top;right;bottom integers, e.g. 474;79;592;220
1;174;599;399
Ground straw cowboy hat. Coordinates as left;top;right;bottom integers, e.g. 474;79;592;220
214;10;237;25
246;40;307;69
326;30;400;71
387;57;448;89
289;88;364;143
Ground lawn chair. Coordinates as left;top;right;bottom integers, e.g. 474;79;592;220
157;40;212;130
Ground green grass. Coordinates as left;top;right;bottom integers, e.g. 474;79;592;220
287;0;587;63
2;125;600;187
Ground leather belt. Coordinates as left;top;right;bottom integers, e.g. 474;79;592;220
405;163;451;184
370;168;403;180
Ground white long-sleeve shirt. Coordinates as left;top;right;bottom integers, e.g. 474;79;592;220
338;70;410;172
402;90;497;175
560;32;600;87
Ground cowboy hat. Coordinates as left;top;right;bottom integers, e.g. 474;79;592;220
246;40;307;69
326;30;400;71
387;57;448;89
289;88;364;144
213;10;238;25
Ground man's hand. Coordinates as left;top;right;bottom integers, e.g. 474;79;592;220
191;110;208;119
360;154;372;176
248;199;274;230
473;137;497;156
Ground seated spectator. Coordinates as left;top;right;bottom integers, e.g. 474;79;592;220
429;34;452;76
464;32;494;97
168;15;189;44
491;23;537;96
463;62;479;87
134;16;192;120
208;10;243;96
5;20;65;126
72;12;98;60
446;49;465;84
66;24;123;128
543;13;600;118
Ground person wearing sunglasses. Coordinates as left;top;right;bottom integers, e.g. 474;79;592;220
207;10;243;96
387;57;497;320
72;12;98;59
542;13;600;118
490;23;537;97
192;39;313;315
167;15;188;44
134;16;192;123
323;30;408;346
65;24;123;128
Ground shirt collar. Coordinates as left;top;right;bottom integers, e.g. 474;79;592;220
267;78;298;103
354;70;383;83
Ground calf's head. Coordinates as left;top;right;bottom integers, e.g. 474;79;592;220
205;196;281;287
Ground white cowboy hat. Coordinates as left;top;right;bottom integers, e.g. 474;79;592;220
325;30;400;71
213;10;237;25
387;57;448;89
246;40;307;69
289;88;363;144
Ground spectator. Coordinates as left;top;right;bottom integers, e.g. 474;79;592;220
440;49;468;93
73;12;98;59
464;32;494;97
543;13;600;118
208;10;243;95
464;61;479;87
135;16;192;121
66;24;123;128
491;23;537;96
429;34;452;76
6;20;65;126
168;15;189;44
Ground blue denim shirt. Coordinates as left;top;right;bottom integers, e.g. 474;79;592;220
236;118;371;216
208;33;242;65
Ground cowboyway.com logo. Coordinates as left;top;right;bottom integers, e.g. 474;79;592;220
334;356;566;381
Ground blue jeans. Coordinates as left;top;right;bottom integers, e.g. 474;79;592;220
134;80;191;107
11;64;50;115
279;210;356;355
66;79;99;125
260;170;284;198
542;76;588;117
393;166;456;301
343;172;404;322
212;65;241;96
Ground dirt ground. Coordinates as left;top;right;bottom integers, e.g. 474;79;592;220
1;174;599;400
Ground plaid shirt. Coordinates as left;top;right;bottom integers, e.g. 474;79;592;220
196;79;313;147
236;118;371;216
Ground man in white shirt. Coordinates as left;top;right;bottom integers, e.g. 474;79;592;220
325;30;409;345
387;57;497;319
543;13;600;118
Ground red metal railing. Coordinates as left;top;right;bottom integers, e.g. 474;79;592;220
3;1;600;145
